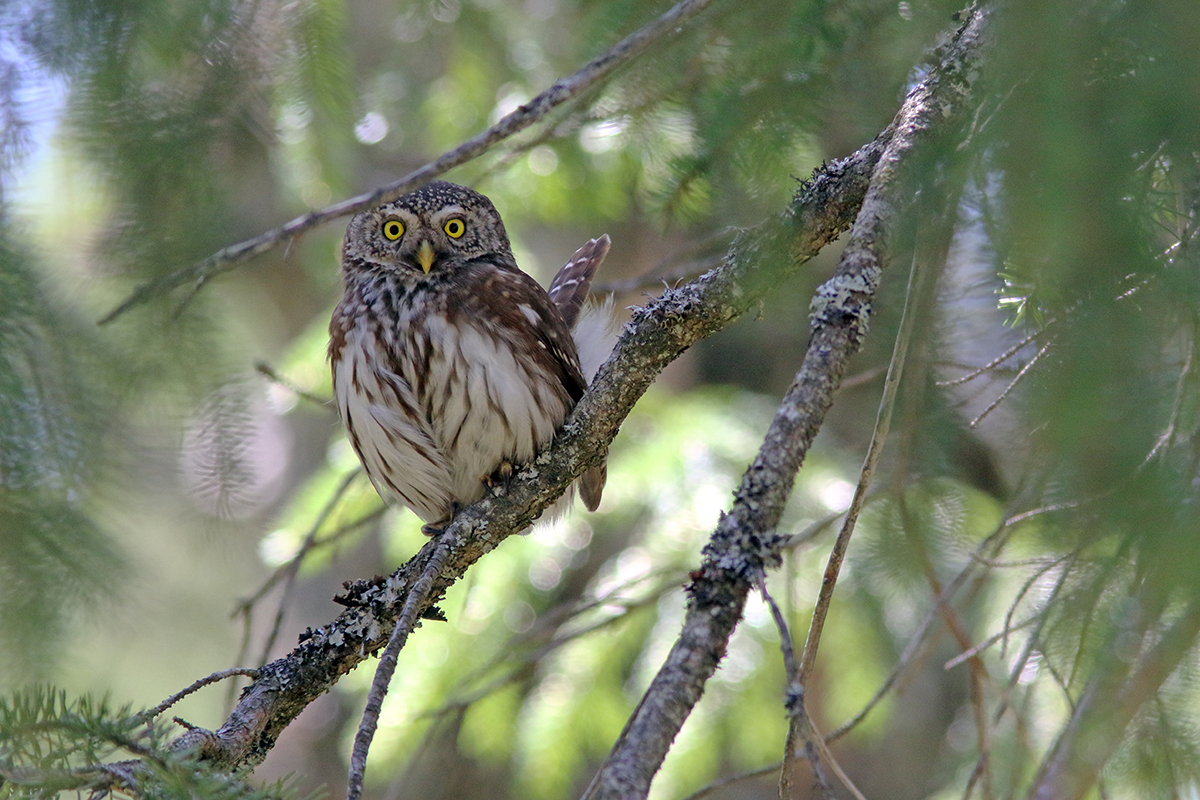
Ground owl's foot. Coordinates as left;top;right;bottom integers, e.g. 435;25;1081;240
420;503;462;536
483;459;515;496
420;521;446;536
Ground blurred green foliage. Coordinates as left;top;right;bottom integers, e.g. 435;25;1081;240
3;0;1200;798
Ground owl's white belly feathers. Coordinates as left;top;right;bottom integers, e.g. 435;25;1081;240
332;311;571;526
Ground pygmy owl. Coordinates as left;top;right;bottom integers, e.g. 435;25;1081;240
329;180;614;533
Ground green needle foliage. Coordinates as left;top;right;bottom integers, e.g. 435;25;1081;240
3;0;1200;798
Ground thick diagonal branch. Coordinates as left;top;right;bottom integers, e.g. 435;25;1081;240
162;117;883;777
580;8;991;799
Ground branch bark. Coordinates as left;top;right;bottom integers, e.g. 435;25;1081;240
581;7;992;798
162;99;885;778
160;2;990;789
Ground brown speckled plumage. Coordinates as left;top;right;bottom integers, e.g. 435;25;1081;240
329;181;611;530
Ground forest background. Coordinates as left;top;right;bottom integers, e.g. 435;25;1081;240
3;1;1200;799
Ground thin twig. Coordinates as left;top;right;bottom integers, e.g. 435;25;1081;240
968;336;1055;428
227;497;382;710
416;571;682;721
137;669;261;722
796;247;922;687
1144;343;1194;462
257;470;365;665
345;536;454;800
761;582;800;685
762;583;869;800
998;552;1075;664
678;763;781;800
935;320;1056;387
98;0;720;325
944;612;1045;670
254;361;331;407
802;708;869;800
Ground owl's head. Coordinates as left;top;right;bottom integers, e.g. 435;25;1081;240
342;180;514;277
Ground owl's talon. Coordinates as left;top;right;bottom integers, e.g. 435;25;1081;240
420;521;447;536
421;502;463;536
483;460;515;496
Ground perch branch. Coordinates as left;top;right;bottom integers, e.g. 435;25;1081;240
156;94;886;777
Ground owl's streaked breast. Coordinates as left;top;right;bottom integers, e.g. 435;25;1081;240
331;302;453;523
330;270;575;525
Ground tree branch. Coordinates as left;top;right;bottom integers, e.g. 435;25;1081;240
156;4;990;788
97;0;720;325
160;87;885;777
580;8;992;799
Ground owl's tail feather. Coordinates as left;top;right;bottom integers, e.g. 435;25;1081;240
580;464;607;512
550;234;610;328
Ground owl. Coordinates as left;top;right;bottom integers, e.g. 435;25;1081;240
329;180;613;534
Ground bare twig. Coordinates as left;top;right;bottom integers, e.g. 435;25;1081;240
762;583;869;800
968;336;1054;428
345;536;453;800
936;320;1056;387
98;0;720;325
137;669;261;722
254;361;330;407
678;763;781;800
231;469;365;668
944;612;1044;670
417;568;684;721
1144;342;1194;462
796;246;922;687
801;709;869;800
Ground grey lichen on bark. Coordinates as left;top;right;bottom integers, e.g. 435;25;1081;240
583;6;992;799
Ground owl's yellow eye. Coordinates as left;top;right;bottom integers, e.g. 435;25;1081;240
443;218;466;239
382;219;404;240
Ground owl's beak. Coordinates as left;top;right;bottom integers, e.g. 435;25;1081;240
417;240;436;274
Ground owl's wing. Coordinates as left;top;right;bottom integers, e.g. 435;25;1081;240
466;265;590;405
548;235;610;330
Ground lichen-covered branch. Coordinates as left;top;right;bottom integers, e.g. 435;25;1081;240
581;7;992;799
161;107;884;778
